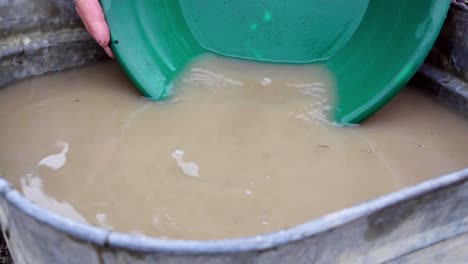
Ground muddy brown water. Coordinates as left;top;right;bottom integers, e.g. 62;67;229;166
0;55;467;240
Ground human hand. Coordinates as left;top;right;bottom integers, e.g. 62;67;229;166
74;0;114;58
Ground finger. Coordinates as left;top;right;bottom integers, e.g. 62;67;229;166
74;0;110;48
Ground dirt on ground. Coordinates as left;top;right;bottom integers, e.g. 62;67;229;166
0;235;12;264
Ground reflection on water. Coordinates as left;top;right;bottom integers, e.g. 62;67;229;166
96;212;112;229
183;67;244;88
182;62;337;127
20;173;87;224
19;141;89;226
37;141;69;171
171;149;200;177
287;82;336;126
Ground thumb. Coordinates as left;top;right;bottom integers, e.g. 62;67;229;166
75;0;114;58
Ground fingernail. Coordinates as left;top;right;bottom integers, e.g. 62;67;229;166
104;46;114;59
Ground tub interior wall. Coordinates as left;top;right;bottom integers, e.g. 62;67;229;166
0;0;107;88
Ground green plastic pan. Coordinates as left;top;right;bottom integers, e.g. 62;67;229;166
101;0;450;124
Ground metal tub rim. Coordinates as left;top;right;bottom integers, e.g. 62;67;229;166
1;168;467;255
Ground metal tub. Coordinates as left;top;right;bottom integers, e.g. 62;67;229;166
0;0;467;263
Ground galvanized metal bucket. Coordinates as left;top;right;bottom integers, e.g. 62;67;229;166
0;1;467;263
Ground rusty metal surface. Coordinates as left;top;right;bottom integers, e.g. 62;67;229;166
411;63;468;116
387;232;468;264
425;0;468;81
0;0;106;88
